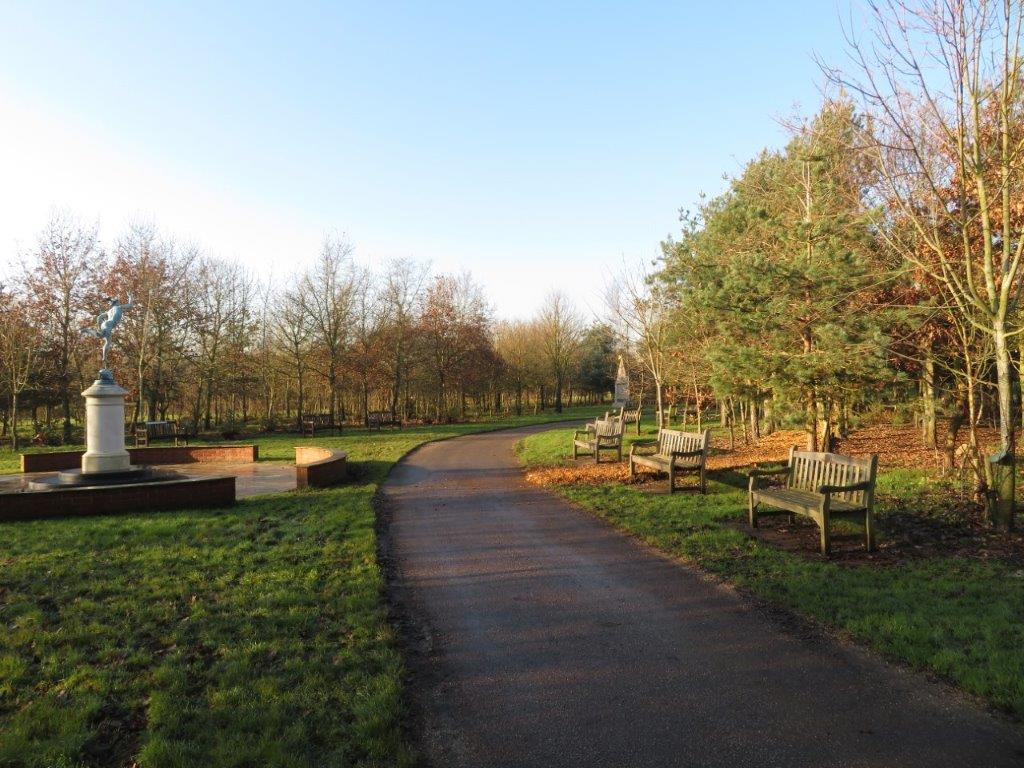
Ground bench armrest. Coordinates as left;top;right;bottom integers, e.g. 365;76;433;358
573;429;591;439
818;480;872;495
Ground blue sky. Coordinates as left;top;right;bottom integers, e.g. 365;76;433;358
0;1;853;318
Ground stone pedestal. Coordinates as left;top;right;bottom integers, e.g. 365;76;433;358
81;370;131;475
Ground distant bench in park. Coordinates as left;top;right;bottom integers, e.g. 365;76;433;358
572;412;625;463
618;405;642;435
302;413;339;437
629;427;711;494
134;420;195;447
367;411;402;430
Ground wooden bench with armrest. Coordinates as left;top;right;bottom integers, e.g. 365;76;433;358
629;428;710;493
134;420;195;447
572;413;625;463
748;447;878;555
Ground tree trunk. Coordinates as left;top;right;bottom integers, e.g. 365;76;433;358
921;344;937;448
989;321;1016;529
61;379;72;444
653;377;664;428
10;392;18;452
806;396;817;451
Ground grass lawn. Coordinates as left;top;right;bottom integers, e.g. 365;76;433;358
518;424;1024;719
0;407;604;768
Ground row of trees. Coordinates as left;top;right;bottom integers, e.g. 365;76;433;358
0;218;620;451
5;1;1018;530
616;0;1022;528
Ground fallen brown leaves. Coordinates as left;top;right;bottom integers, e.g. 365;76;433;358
527;424;1001;489
524;429;803;489
834;424;1000;474
525;424;1024;565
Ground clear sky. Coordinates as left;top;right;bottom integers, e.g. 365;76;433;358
0;1;853;319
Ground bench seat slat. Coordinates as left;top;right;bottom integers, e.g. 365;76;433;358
752;487;865;514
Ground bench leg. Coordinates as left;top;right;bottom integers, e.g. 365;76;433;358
572;442;578;460
629;457;635;479
699;465;707;495
669;464;676;494
818;500;831;556
748;494;758;528
865;509;876;552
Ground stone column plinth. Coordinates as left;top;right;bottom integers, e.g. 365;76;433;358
81;372;131;474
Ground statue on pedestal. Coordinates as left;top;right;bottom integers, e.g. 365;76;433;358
81;296;134;378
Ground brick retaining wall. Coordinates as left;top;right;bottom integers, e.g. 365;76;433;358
295;447;348;488
0;476;236;522
21;445;259;473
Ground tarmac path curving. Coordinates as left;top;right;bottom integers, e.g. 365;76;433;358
380;422;1024;768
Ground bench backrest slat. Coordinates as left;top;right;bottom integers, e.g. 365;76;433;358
657;428;710;457
788;449;877;506
595;414;624;438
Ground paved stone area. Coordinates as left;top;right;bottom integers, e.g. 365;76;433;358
0;462;295;498
382;423;1024;768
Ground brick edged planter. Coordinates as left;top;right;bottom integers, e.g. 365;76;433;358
295;447;348;489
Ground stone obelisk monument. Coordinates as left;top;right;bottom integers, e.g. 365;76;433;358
613;355;630;409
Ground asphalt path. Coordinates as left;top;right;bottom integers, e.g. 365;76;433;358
380;422;1024;768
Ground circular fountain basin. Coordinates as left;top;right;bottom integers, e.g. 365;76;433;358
28;465;183;491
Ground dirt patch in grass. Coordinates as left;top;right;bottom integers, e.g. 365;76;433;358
733;511;1024;567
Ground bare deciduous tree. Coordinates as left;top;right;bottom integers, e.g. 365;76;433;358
536;291;583;414
23;212;98;442
0;284;41;450
301;234;357;423
605;262;674;426
828;0;1024;527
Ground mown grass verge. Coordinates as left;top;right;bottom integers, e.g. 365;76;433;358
0;407;603;768
517;425;1024;719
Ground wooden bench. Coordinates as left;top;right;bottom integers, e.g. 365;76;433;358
572;413;624;463
301;413;338;437
619;406;642;435
134;420;194;447
629;428;710;493
367;411;402;430
748;448;878;555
